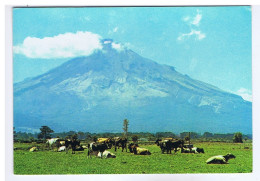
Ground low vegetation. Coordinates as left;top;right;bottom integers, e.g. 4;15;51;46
14;141;252;174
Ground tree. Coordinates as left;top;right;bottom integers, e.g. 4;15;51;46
123;119;129;138
78;132;85;140
132;135;138;143
202;132;213;138
38;126;54;140
233;132;243;143
13;127;17;142
93;136;98;142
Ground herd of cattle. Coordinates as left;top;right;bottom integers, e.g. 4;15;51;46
27;137;236;164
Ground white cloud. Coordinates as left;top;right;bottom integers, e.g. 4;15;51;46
183;16;190;22
235;88;252;102
178;9;205;41
183;10;202;27
13;31;103;59
112;42;124;51
191;10;202;26
177;29;206;41
113;27;118;33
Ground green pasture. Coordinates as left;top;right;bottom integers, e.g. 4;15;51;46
13;142;252;174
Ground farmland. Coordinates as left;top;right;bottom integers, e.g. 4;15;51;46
13;142;252;174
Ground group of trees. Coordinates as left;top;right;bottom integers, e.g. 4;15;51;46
13;128;249;144
13;118;248;143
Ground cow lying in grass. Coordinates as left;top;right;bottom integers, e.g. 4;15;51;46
181;147;204;153
97;150;116;158
58;146;66;152
128;143;151;155
206;153;236;164
88;142;110;159
29;147;38;152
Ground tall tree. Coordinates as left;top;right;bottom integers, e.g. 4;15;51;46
123;119;129;138
38;126;54;140
233;132;243;143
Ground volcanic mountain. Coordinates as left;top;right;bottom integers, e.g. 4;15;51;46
13;40;252;134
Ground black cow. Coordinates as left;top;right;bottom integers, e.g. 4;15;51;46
65;139;80;154
113;137;127;152
155;140;169;154
170;140;184;153
128;143;139;153
88;142;109;159
155;139;184;154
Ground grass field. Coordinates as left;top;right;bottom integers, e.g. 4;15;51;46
13;142;252;174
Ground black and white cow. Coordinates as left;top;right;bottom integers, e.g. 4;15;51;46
88;142;110;158
113;137;127;152
206;153;236;164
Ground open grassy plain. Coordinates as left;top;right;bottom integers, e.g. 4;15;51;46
13;142;252;174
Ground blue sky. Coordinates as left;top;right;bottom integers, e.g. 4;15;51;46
13;6;252;101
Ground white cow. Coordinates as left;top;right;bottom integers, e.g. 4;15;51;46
97;150;116;158
58;146;66;152
46;138;59;149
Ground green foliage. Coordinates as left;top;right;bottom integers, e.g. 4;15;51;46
233;132;243;143
131;135;138;142
93;136;97;142
155;132;175;138
202;132;213;138
13;130;252;143
38;126;54;140
180;132;201;139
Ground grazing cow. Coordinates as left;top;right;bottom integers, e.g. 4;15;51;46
155;139;168;154
206;153;236;164
156;139;184;154
64;139;80;154
58;146;66;152
113;137;127;152
46;138;59;150
97;150;116;158
88;142;109;158
29;147;38;152
97;138;113;148
170;140;184;153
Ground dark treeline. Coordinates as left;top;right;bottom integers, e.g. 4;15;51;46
13;129;252;143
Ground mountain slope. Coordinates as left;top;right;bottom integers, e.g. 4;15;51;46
13;40;252;133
